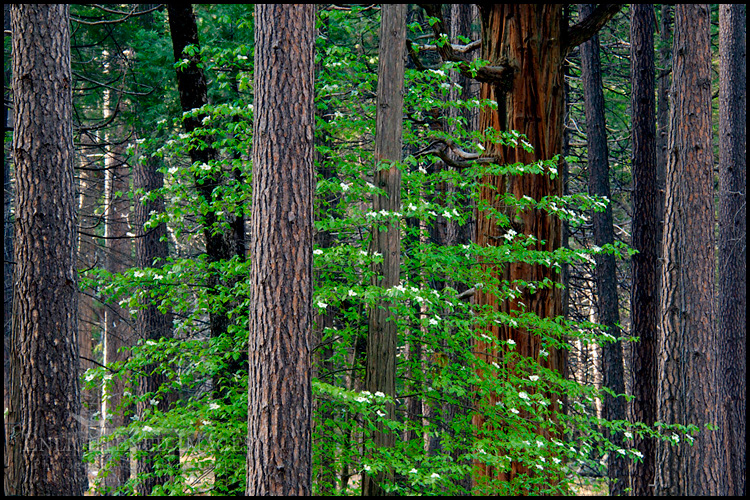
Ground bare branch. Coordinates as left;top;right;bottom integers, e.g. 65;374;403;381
71;4;163;26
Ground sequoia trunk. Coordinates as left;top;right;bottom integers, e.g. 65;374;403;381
473;5;565;488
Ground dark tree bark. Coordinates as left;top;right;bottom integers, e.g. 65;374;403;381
656;4;721;496
718;4;746;496
578;4;626;494
6;4;87;495
246;4;316;496
362;5;406;496
628;4;659;496
3;6;14;488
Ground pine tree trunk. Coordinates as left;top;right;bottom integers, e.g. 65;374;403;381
246;4;316;495
629;4;660;496
718;4;746;496
7;4;87;495
656;4;722;495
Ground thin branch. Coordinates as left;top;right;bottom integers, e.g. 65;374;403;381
417;38;481;54
73;71;153;97
71;4;163;26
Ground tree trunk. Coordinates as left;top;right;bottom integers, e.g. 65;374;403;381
628;4;660;496
718;4;746;496
7;4;87;495
656;4;721;496
578;5;626;494
362;4;406;496
472;5;565;489
246;4;315;496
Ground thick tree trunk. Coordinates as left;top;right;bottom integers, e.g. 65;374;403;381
7;4;87;495
246;4;315;496
718;4;746;496
362;4;406;496
656;4;721;496
628;4;660;496
472;5;565;489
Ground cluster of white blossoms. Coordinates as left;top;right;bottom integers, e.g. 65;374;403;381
365;209;402;219
591;196;609;211
353;390;388;404
545;200;588;226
